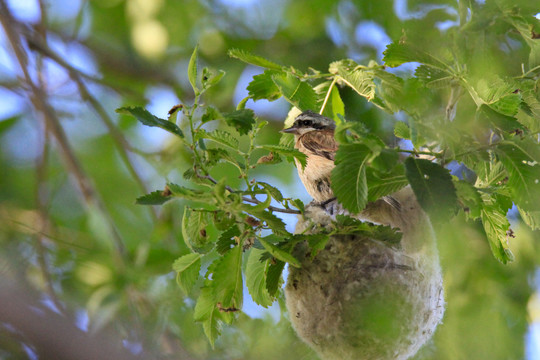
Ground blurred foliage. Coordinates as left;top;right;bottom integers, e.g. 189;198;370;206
0;0;539;359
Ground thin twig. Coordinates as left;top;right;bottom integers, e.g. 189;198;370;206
70;74;158;220
201;174;301;214
31;3;64;312
0;1;126;260
395;148;443;157
241;197;301;214
23;29;146;101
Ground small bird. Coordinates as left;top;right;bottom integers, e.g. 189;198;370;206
281;110;400;211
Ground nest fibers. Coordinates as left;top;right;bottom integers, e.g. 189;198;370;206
285;187;445;360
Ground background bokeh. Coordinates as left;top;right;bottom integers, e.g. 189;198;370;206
0;0;539;359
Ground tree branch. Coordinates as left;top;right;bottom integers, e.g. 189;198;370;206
202;174;301;214
0;1;126;259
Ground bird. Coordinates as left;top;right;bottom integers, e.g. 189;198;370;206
281;110;401;212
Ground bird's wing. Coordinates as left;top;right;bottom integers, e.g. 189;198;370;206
300;130;338;161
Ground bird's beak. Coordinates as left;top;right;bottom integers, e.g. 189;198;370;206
280;126;298;134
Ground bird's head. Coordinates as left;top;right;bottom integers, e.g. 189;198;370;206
281;110;336;135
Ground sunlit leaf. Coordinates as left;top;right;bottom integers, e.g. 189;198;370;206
330;59;376;100
228;48;283;70
247;70;282;101
383;41;450;70
518;207;540;230
198;129;239;149
272;73;318;111
212;245;243;313
453;180;483;220
194;286;221;347
116;106;184;137
393;121;410;140
182;208;216;253
496;140;540;212
173;253;201;294
481;200;514;264
188;45;199;93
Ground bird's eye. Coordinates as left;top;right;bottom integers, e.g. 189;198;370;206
302;120;312;126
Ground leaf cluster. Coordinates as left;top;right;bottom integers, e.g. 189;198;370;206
122;5;540;342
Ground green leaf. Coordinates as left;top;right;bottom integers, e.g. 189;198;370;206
454;180;483;220
366;167;408;202
476;77;522;116
496;140;540;212
372;68;405;112
259;237;301;268
194;286;221;347
518;207;540;230
249;209;288;236
182;209;216;253
216;225;240;255
198;129;239;150
167;183;212;202
290;198;305;213
202;310;221;348
404;157;458;222
506;15;540;69
261;145;307;169
265;260;285;297
228;49;283;70
194;286;217;321
135;190;172;205
173;253;201;294
330;60;376;100
331;144;372;214
245;249;274;307
481;201;514;264
212;245;243;312
415;65;456;89
247;70;282;101
272;73;318;111
188;45;199;94
477;105;521;133
0;115;19;135
383;41;450;70
202;106;222;123
223;109;255;135
202;68;225;89
305;233;330;257
333;215;402;244
393;121;410;140
116;106;184;138
329;85;345;121
257;181;284;202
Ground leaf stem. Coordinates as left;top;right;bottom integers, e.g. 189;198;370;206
395;148;443;157
319;77;337;115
